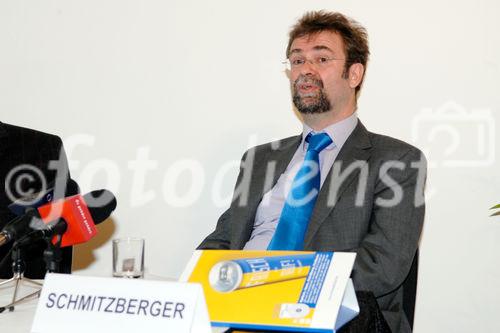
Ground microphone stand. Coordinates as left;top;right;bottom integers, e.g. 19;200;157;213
43;231;64;274
0;244;43;313
0;220;66;313
0;177;80;311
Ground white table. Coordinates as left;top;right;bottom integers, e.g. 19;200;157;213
0;277;228;333
0;279;41;333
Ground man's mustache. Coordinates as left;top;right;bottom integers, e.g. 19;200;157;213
293;75;324;90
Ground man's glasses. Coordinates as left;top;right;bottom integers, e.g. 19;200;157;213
282;56;345;70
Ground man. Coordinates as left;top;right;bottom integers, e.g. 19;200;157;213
199;11;426;333
0;121;73;278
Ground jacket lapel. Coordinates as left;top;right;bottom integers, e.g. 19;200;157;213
304;121;372;248
232;135;302;248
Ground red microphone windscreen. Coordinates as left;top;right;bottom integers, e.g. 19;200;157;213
37;194;98;247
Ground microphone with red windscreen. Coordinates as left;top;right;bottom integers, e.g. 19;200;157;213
0;190;117;248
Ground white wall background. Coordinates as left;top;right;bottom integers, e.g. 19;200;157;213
1;1;499;332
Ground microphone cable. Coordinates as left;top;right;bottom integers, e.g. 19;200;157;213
0;229;47;273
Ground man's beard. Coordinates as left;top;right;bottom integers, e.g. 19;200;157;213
292;75;331;114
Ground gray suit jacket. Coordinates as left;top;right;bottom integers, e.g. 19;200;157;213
199;121;426;333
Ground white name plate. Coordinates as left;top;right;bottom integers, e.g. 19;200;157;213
31;273;211;333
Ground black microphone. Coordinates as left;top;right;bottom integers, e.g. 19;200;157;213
0;190;117;248
8;178;80;216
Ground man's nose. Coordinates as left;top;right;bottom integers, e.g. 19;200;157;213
299;60;318;76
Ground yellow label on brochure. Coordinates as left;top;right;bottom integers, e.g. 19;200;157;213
240;265;310;288
186;250;316;328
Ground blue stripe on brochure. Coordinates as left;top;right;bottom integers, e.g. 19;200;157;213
298;252;334;308
211;322;335;333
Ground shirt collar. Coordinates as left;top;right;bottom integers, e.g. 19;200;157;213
301;112;359;151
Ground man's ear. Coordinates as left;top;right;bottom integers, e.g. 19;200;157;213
348;63;365;89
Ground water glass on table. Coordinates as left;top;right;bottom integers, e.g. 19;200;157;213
112;238;145;278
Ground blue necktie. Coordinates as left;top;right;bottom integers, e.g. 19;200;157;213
268;132;333;250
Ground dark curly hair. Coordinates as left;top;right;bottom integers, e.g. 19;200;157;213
287;11;370;96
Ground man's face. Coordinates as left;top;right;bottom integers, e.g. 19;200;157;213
289;31;352;115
